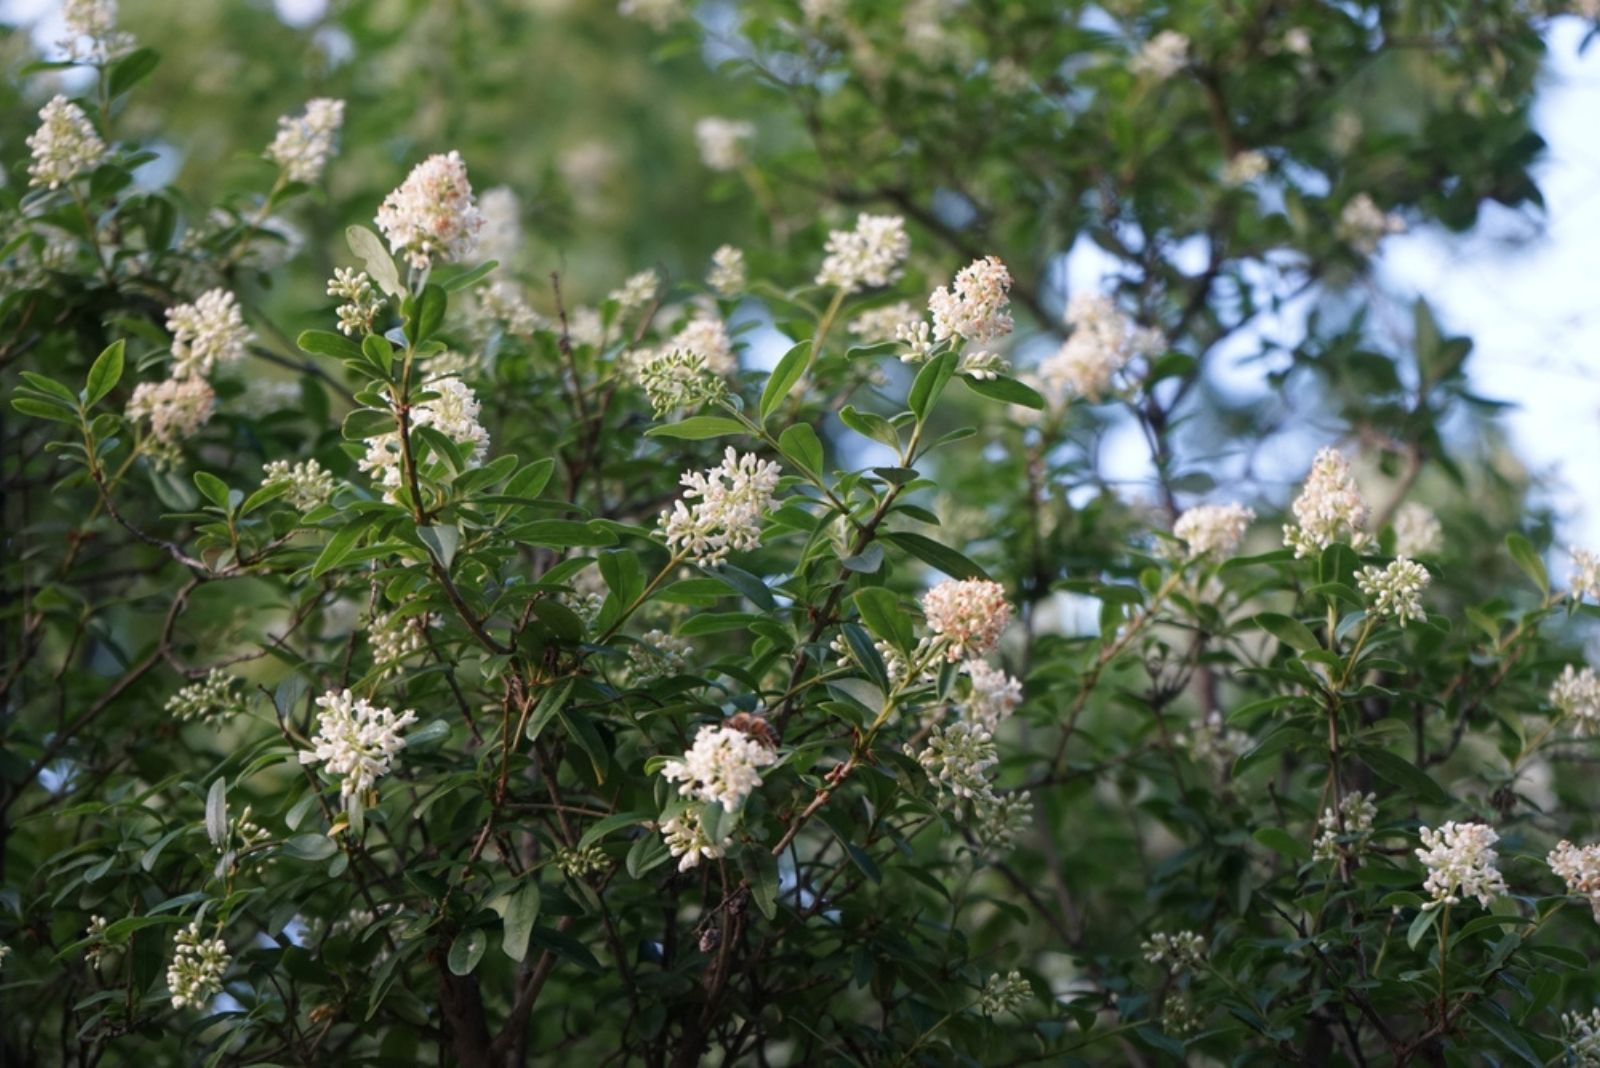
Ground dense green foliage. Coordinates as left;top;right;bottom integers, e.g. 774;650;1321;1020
4;2;1600;1066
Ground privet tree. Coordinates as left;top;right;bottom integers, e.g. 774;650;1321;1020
5;1;1600;1065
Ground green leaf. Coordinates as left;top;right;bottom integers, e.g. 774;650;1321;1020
907;351;956;421
777;423;823;475
448;928;488;976
1505;533;1548;596
1406;906;1439;949
1253;612;1321;654
489;882;541;963
518;520;618;548
577;811;651;851
12;396;80;424
282;834;339;862
311;521;367;578
759;340;811;422
644;416;747;440
504;459;555;499
409;284;447;345
193;471;231;511
838;405;899;451
962;374;1045;409
298;329;362;361
1464;1003;1542;1067
854;587;913;651
342;408;394;441
205;777;228;849
1360;747;1451;807
417;524;460;569
880;531;991;581
524;678;575;744
1252;826;1310;862
84;339;125;407
108;47;160;97
347;225;402;297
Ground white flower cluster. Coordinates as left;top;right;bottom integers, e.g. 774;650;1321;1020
360;374;490;499
298;689;418;804
661;808;732;871
658;313;736;376
262;458;337;512
375;151;484;271
695;117;755;172
660;448;782;566
1551;665;1600;736
165;669;243;725
84;914;110;966
1221;150;1269;187
265;98;345;184
636;350;728;416
972;791;1034;853
1572;549;1600;602
1356;556;1430;626
921;579;1011;662
978;971;1031;1016
1174;502;1255;559
1131;30;1189;80
630;629;695;682
1313;792;1378;862
1142;930;1207;974
661;722;779;813
1179;711;1250;771
707;244;746;296
852;301;922;345
914;721;997;802
126;377;215;454
1549;840;1600;920
27;95;108;190
1566;1008;1600;1067
327;268;383;336
473;280;543;340
620;0;684;31
168;288;253;379
167;922;229;1010
1416;821;1507;910
1393;502;1443;557
369;608;426;677
610;269;660;312
929;255;1014;347
0;942;9;968
220;805;273;874
1283;447;1372;557
961;660;1023;731
476;186;523;271
816;213;910;294
58;0;135;62
1038;294;1165;404
1338;193;1406;256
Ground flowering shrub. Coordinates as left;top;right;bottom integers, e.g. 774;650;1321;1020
4;1;1600;1065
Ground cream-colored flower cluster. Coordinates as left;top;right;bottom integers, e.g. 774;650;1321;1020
1283;447;1371;557
1549;840;1600;920
1551;665;1600;736
1416;821;1506;909
262;458;337;512
1174;502;1255;559
167;921;229;1010
660;722;779;813
1038;293;1165;404
375;151;484;271
298;689;418;806
816;213;910;294
26;95;107;189
660;448;782;566
921;579;1011;662
1313;792;1378;862
1356;556;1430;626
265;98;345;184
